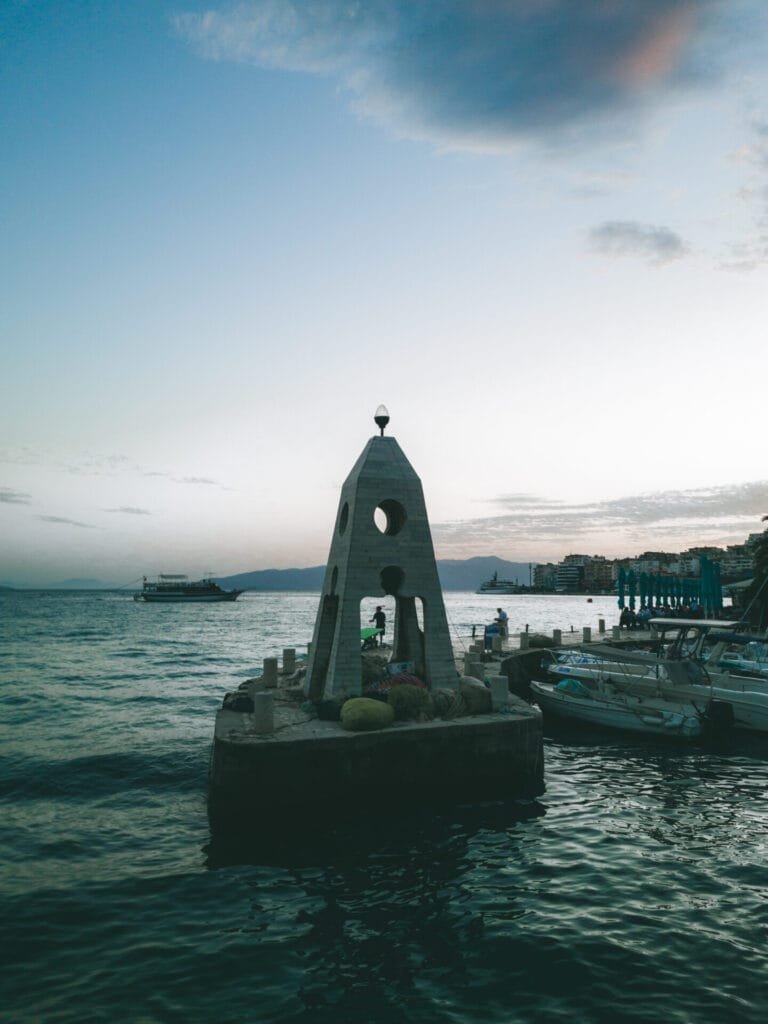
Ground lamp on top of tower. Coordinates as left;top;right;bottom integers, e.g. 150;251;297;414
374;404;390;436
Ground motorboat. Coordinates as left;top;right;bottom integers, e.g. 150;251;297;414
133;575;242;603
530;676;705;738
541;620;768;734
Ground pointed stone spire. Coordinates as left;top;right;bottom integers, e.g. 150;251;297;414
305;410;458;701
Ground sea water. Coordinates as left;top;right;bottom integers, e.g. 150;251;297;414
1;590;767;1023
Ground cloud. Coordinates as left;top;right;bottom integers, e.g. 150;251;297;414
37;515;96;529
719;116;768;271
104;506;152;515
589;220;689;263
0;487;32;504
175;0;733;148
433;480;768;557
0;447;229;490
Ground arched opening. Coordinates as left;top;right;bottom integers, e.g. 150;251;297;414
360;595;395;654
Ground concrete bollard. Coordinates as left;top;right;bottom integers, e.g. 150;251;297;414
612;626;621;641
583;627;592;643
598;618;606;634
520;633;530;650
282;648;296;675
306;642;312;658
463;653;479;676
471;662;486;682
552;629;562;646
263;657;278;688
252;691;274;733
492;634;503;653
489;675;510;711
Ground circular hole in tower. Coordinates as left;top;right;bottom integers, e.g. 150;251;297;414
338;502;349;536
373;499;407;536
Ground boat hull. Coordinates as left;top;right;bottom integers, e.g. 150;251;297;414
530;680;702;738
547;658;768;734
134;591;242;603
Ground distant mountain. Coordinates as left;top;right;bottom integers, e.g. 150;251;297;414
217;557;534;592
435;557;534;591
216;567;326;591
53;578;114;589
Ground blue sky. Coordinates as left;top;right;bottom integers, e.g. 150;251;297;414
2;1;767;586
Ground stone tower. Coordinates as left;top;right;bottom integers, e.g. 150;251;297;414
305;410;458;701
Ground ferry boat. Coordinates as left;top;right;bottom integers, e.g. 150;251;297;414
133;575;242;603
476;572;520;595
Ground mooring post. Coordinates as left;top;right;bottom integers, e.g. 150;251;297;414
263;657;278;688
489;676;510;711
252;691;274;733
583;626;592;643
598;618;606;634
282;648;296;674
463;652;479;676
552;629;562;646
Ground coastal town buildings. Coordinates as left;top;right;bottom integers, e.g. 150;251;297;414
531;537;756;594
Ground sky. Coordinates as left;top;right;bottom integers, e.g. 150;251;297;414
2;0;768;587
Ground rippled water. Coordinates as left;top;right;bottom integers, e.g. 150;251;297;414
2;590;767;1023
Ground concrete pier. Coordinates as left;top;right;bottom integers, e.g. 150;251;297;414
209;701;544;825
209;411;546;827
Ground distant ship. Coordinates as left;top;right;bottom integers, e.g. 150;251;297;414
133;575;242;603
475;572;521;595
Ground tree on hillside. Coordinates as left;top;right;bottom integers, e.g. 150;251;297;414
743;516;768;630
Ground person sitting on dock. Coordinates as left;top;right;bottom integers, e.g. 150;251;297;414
370;606;386;647
619;607;637;630
637;605;652;629
494;608;509;638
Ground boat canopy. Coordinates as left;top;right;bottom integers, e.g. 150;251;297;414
650;618;740;631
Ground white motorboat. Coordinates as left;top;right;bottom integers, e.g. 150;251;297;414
542;620;768;734
530;676;705;739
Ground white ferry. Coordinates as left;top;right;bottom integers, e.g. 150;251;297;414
476;572;520;595
133;575;242;603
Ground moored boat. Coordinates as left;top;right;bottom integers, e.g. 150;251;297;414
133;575;242;603
540;619;768;734
530;677;705;738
